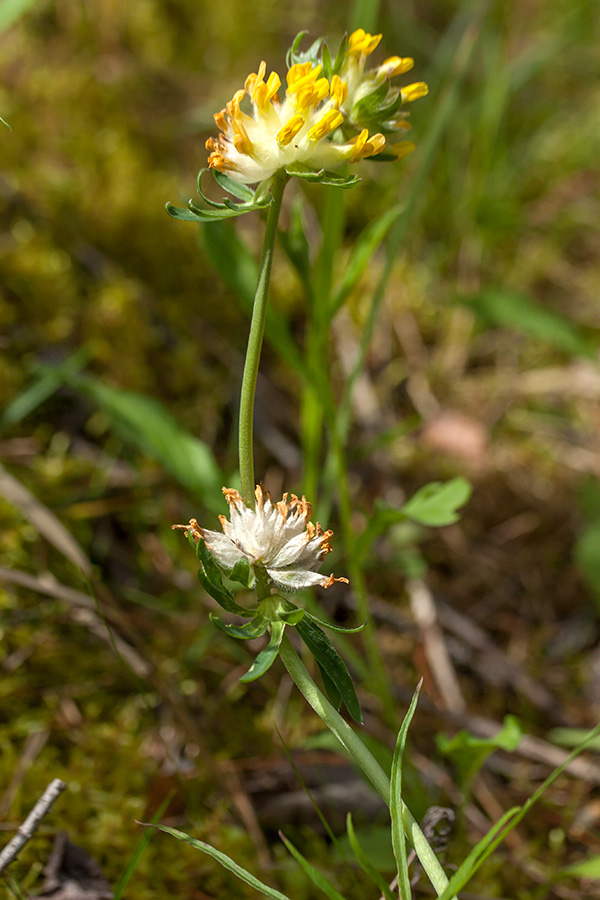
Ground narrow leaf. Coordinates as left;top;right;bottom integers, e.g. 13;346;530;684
212;169;255;202
306;612;367;634
391;681;422;900
195;539;251;616
464;289;596;360
346;814;395;900
230;556;253;588
239;620;285;682
296;617;362;723
316;661;341;710
279;833;347;900
210;613;269;640
146;824;291;900
278;607;306;625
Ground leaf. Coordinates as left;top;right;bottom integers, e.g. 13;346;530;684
464;289;596;360
0;0;38;32
278;196;313;301
401;477;472;527
436;808;521;900
2;350;89;429
286;32;323;68
230;556;253;588
560;856;600;880
70;375;223;511
574;519;600;603
316;660;341;710
1;115;11;130
346;814;395;900
195;539;251;616
209;613;269;640
295;616;362;723
284;163;360;188
212;169;255;202
437;716;522;793
390;681;422;900
279;833;347;900
329;205;404;317
147;825;291;900
277;607;306;626
306;612;367;634
239;620;285;682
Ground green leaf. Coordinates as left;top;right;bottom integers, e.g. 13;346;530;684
329;205;403;317
390;682;422;900
306;612;367;634
436;807;521;900
548;727;600;751
574;519;600;603
209;613;269;640
70;375;223;512
1;115;11;130
277;607;306;626
437;716;522;793
295;616;362;723
2;349;89;430
195;539;252;616
239;620;285;682
464;289;596;360
560;856;600;880
284;163;360;188
316;661;341;710
351;79;390;119
148;825;291;900
331;34;348;76
401;477;472;527
286;32;323;68
201;220;307;381
212;169;255;202
279;833;347;900
230;556;253;588
278;196;313;301
321;42;333;80
0;0;38;32
346;814;395;900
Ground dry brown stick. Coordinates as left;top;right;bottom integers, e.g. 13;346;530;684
0;779;66;874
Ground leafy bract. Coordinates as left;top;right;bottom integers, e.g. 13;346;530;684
285;163;360;188
167;168;273;222
239;620;285;682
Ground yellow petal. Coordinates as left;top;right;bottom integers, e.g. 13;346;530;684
401;82;429;103
307;108;343;142
276;113;305;146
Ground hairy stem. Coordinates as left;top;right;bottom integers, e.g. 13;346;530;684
279;634;455;898
238;174;288;509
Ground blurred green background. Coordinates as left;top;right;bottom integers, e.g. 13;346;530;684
1;0;600;896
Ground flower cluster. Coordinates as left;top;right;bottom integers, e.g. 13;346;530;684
206;28;428;186
174;485;348;592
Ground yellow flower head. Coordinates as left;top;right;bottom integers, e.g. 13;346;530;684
205;29;427;186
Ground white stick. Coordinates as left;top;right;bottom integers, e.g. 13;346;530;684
0;779;66;874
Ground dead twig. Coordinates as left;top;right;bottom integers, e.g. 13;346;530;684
0;779;66;874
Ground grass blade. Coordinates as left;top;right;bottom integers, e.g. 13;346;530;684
145;824;292;900
346;813;395;900
391;680;422;900
279;832;347;900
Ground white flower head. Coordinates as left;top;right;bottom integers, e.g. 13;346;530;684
174;485;348;593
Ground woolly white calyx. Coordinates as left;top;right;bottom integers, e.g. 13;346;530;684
174;486;348;593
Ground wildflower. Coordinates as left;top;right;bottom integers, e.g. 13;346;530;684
205;29;427;186
174;485;348;592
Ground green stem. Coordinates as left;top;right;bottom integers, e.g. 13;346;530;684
238;173;288;509
279;634;456;899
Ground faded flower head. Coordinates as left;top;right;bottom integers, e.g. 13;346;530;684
174;485;348;592
206;28;427;186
